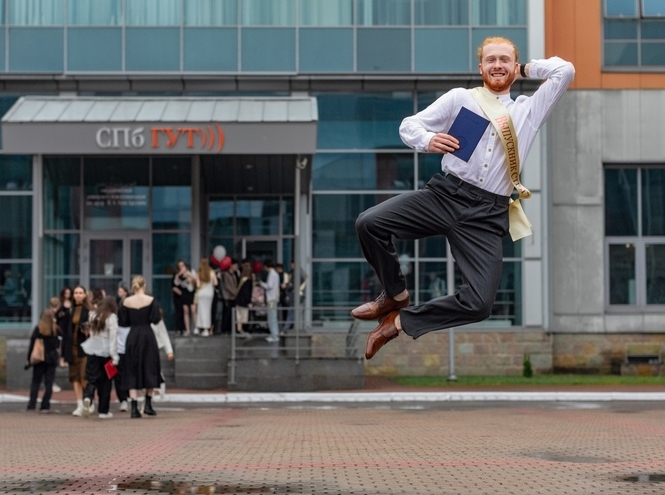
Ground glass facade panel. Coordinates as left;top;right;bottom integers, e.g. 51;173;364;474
419;261;448;302
9;0;63;25
316;93;413;149
357;28;411;72
609;243;636;304
241;0;294;26
67;28;122;71
184;0;237;26
0;196;31;258
299;28;353;72
313;153;414;191
357;0;411;26
83;157;149;230
604;19;639;39
183;28;238;71
8;28;64;72
153;233;191;278
642;42;665;64
604;41;639;65
642;20;665;38
236;199;281;235
125;28;180;71
241;28;295;71
0;262;31;324
472;0;526;26
209;200;234;236
415;0;468;25
605;0;638;16
418;236;447;258
418;153;443;188
489;261;521;325
642;0;665;16
0;155;31;191
646;243;665;304
68;0;120;25
311;261;378;320
44;157;80;231
605;168;637;236
641;168;665;235
152;158;191;230
471;27;527;65
44;233;79;287
415;28;469;72
300;0;352;26
126;0;179;26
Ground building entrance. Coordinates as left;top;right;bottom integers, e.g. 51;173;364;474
237;238;280;265
81;233;151;298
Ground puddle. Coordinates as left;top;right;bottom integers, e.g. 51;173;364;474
622;474;665;483
110;480;276;494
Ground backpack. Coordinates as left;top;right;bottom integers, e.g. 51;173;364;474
251;285;266;317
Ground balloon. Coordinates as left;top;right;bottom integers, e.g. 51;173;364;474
213;245;226;261
209;254;219;267
220;256;232;271
252;260;263;274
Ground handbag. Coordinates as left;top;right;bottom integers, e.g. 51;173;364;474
30;338;45;365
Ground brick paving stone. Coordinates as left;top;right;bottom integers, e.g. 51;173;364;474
1;404;665;494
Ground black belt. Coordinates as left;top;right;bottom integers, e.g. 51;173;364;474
442;173;510;205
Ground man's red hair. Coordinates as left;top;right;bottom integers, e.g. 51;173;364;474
476;36;519;62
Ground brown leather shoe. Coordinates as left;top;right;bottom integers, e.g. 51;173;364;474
351;291;409;321
365;310;400;360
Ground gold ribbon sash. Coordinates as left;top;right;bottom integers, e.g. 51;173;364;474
469;87;532;241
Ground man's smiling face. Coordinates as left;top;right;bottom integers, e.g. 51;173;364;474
478;42;518;94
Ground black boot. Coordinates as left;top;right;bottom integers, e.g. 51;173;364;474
130;399;141;418
143;395;156;416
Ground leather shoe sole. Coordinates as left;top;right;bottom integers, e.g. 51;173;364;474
365;310;400;360
351;291;409;321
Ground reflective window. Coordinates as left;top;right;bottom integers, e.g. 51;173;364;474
604;42;639;65
8;28;64;72
152;233;191;277
300;0;352;26
642;42;665;65
647;243;665;304
605;0;639;17
9;0;63;25
0;196;31;258
299;28;353;72
67;28;122;71
311;261;380;319
209;200;234;236
152;158;191;230
605;168;637;236
604;20;639;39
0;155;31;191
184;28;238;71
241;0;294;26
125;28;180;71
316;93;413;149
415;28;469;72
126;0;179;26
241;28;295;71
471;0;526;26
236;199;281;235
44;157;80;231
643;0;665;16
68;0;120;25
415;0;468;25
418;153;444;189
419;261;448;302
471;27;527;66
184;0;237;26
418;236;447;258
492;261;522;325
609;243;636;304
357;0;411;26
313;153;414;191
357;28;411;71
642;168;665;235
83;157;149;230
0;263;31;324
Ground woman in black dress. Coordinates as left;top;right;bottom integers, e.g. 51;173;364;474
118;276;162;418
172;260;196;336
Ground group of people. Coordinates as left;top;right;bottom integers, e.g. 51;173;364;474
172;257;303;342
26;276;173;419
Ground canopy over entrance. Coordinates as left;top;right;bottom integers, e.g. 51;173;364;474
1;96;318;155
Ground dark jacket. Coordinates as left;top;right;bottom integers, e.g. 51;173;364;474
61;304;90;362
235;276;253;307
27;326;61;366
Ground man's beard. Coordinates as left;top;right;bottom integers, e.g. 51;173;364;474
482;70;516;93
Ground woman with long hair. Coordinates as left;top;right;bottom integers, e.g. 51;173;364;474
59;286;73;312
81;296;119;419
172;260;196;336
61;285;91;416
26;308;61;412
118;276;162;418
195;258;218;337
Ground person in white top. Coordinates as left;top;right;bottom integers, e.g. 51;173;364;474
261;259;281;343
352;36;575;360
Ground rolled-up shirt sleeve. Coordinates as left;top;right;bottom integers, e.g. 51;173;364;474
399;90;459;152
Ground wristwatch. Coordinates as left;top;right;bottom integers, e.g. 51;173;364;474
520;63;527;78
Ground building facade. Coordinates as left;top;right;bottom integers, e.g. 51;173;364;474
2;0;659;376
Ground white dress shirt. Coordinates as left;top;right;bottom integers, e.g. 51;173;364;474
261;268;280;303
399;57;575;196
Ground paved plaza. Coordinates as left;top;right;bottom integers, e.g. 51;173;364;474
1;394;665;494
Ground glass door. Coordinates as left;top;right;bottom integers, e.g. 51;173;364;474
82;234;151;296
237;238;280;264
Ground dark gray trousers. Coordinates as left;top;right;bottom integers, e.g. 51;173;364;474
355;173;510;339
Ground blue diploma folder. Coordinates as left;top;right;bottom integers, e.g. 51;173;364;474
447;106;490;162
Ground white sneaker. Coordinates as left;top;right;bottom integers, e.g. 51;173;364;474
89;402;95;414
201;329;209;337
72;406;83;417
265;336;279;343
193;328;200;335
98;412;113;419
119;401;128;412
52;383;62;393
82;398;92;417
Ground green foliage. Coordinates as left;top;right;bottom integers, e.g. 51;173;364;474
522;353;533;378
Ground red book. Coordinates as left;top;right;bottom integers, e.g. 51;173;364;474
104;360;118;380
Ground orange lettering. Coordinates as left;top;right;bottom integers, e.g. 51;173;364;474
178;127;200;148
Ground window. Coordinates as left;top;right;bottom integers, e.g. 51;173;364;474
603;0;665;68
605;166;665;307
